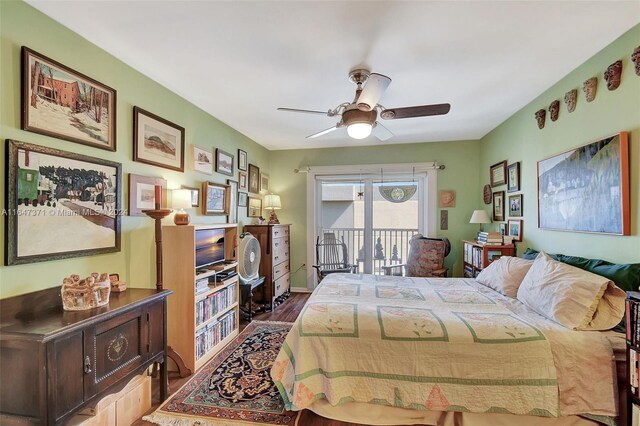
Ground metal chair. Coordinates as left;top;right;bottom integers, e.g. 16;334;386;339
312;233;358;282
381;235;450;277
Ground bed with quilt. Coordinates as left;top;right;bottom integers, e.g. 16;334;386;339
272;252;632;426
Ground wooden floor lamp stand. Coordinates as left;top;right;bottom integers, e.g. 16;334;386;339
143;208;192;380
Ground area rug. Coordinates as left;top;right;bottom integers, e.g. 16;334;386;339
144;320;299;426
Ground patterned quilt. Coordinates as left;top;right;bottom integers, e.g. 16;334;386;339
271;274;563;417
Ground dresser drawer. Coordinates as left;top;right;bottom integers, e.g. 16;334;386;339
272;237;289;265
271;226;289;239
274;273;290;298
273;261;290;281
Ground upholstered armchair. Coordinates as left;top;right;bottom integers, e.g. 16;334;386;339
381;235;450;277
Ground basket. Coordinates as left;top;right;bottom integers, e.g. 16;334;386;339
61;273;111;311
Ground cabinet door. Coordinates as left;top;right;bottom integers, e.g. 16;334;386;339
83;307;147;399
48;331;84;422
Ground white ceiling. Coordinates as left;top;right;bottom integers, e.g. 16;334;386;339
27;1;640;150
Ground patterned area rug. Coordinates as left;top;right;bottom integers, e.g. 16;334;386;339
144;321;299;426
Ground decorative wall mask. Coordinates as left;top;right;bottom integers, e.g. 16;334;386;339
604;60;622;90
582;77;598;102
549;100;560;122
535;109;546;129
632;46;640;76
564;89;577;113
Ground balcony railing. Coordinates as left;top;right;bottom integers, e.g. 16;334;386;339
319;227;419;275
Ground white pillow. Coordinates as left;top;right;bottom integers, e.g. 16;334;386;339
476;256;533;297
516;252;625;330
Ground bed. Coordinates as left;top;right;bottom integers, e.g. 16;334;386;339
271;273;625;426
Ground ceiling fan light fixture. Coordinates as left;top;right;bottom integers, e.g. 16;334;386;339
347;122;372;139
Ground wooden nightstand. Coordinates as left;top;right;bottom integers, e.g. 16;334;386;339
462;240;515;278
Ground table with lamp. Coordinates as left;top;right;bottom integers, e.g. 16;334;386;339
463;209;515;278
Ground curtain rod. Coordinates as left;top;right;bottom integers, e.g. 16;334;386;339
293;162;445;173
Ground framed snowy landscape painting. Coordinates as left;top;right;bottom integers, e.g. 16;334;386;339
22;47;116;151
133;106;185;172
5;140;122;265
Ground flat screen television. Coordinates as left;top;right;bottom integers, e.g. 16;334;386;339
195;228;225;269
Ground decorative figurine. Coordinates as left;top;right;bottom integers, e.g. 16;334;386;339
564;89;577;113
604;60;622;90
535;109;546;129
582;77;598;102
374;237;385;260
633;46;640;76
549;100;560;122
61;272;111;311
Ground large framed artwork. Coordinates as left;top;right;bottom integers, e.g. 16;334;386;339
6;140;122;265
537;132;629;235
202;181;228;215
133;106;185;172
22;47;117;151
128;174;167;216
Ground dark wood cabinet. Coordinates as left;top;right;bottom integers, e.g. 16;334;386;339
0;287;171;425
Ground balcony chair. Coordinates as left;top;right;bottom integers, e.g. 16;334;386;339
312;233;358;282
381;235;450;278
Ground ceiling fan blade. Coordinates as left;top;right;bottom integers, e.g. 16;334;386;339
357;73;392;111
373;121;393;141
306;125;339;139
278;107;330;116
380;103;451;120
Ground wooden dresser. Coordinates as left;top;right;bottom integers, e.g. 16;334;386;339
243;224;291;310
0;287;171;426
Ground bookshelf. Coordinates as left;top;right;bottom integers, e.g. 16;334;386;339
462;240;515;278
626;291;640;425
163;224;239;374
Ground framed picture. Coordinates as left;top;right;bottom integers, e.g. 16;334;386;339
499;223;507;236
182;185;200;207
248;196;262;218
260;173;270;193
537;132;629;235
226;179;238;223
216;148;234;176
238;149;247;171
507;162;520;193
128;174;167;216
508;194;523;217
492;191;505;221
490;160;507;187
192;146;213;175
6;140;122;265
133;106;185;172
248;163;260;194
238;192;248;207
508;219;523;242
439;190;456;208
22;47;117;151
239;171;248;191
202;181;228;215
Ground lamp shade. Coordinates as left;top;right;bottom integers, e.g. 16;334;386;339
347;122;372;139
171;189;192;210
263;194;281;210
469;209;491;224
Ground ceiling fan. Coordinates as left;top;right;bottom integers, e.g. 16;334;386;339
278;69;450;141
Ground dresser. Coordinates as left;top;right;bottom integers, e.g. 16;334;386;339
0;287;171;426
243;224;291;310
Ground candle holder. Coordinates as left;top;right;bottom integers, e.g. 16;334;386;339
142;208;172;291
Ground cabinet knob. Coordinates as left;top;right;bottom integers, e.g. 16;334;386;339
84;356;92;374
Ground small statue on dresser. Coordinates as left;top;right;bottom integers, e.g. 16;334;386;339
61;272;111;311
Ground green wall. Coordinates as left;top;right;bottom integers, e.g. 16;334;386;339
0;1;271;298
270;140;482;288
479;24;640;263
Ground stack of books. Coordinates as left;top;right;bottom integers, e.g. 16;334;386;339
195;278;211;295
476;231;503;245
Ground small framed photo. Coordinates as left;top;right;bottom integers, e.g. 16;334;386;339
490;160;507;187
507;162;520;193
508;194;523;217
238;192;248;207
248;163;260;194
248;196;262;217
226;179;238;223
192;146;213;175
238;149;247;171
508;219;523;241
202;181;228;215
239;171;248;191
133;106;185;172
128;174;167;216
216;148;234;176
499;223;506;236
181;185;200;207
493;191;505;221
260;173;270;193
439;190;456;208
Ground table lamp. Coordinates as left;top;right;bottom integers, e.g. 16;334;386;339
263;193;281;224
469;209;491;232
171;189;192;225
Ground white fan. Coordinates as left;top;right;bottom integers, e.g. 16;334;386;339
238;232;261;283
